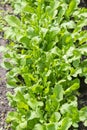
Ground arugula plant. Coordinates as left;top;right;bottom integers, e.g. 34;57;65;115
2;0;87;129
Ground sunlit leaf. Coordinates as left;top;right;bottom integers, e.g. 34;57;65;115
5;15;21;27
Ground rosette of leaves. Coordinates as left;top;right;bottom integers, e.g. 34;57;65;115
2;0;87;129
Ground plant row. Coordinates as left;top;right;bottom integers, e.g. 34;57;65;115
1;0;87;130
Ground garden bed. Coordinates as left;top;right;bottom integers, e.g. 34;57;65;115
0;0;87;130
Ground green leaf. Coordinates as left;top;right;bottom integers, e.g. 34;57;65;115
46;123;56;130
14;91;25;103
27;118;39;129
66;0;77;18
72;68;82;77
84;120;87;127
6;112;20;123
5;15;21;27
60;100;77;115
50;46;60;56
23;5;34;13
40;27;48;38
33;124;46;130
3;61;13;69
73;59;80;68
79;44;87;54
28;99;43;110
63;46;75;63
79;107;87;122
7;78;17;88
16;125;22;130
57;5;67;24
65;79;80;94
22;74;31;86
19;121;27;129
59;117;72;130
20;36;30;47
53;84;63;101
50;112;61;122
61;21;75;29
17;101;29;110
75;31;87;45
74;19;87;32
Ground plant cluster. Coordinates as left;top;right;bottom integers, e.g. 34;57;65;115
1;0;87;129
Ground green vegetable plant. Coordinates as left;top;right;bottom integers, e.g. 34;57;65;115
2;0;87;129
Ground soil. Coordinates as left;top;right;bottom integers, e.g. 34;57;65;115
0;3;12;130
0;38;11;130
0;1;87;130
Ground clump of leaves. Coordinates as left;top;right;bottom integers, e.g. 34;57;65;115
2;0;87;129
